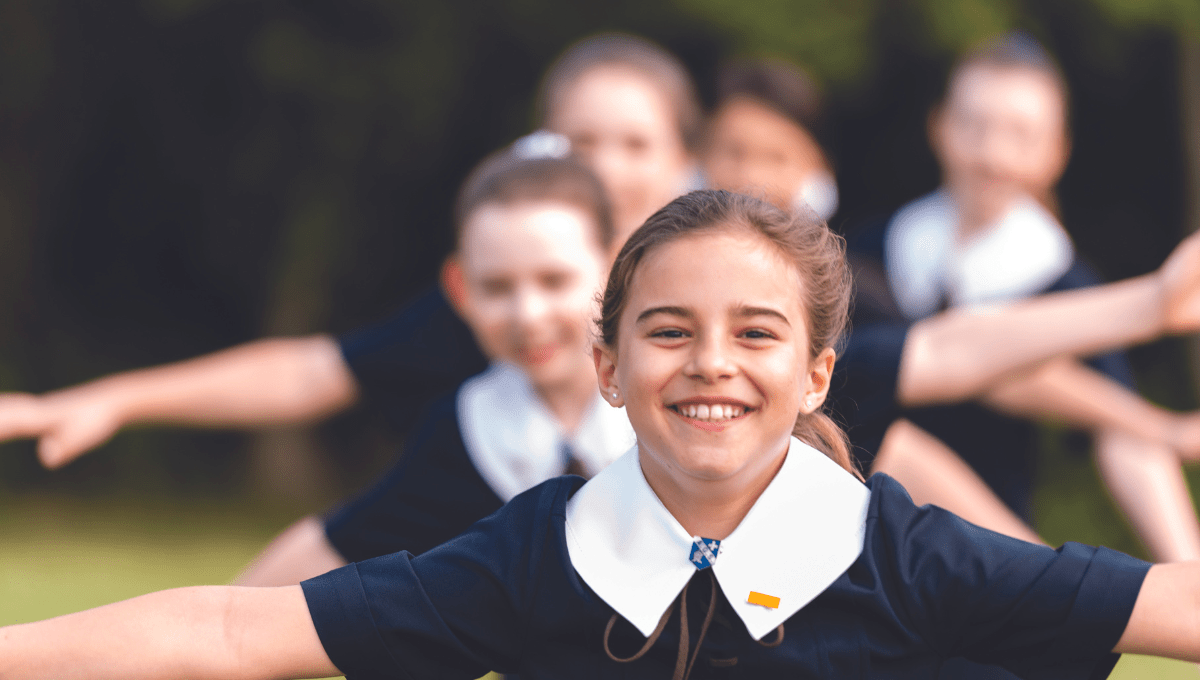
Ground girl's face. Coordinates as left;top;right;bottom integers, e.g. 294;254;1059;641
547;66;693;247
454;201;607;393
596;228;834;488
932;64;1068;224
703;97;827;210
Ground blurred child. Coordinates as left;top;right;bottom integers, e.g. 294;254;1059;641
0;32;703;475
702;58;838;219
9;191;1200;679
235;148;633;586
834;34;1200;567
538;32;702;242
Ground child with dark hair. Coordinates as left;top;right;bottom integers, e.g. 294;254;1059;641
703;58;839;219
9;190;1200;679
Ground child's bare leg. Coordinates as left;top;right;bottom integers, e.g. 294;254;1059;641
1095;428;1200;563
234;515;347;587
872;418;1044;544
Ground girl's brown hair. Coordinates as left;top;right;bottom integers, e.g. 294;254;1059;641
453;147;614;252
598;189;861;479
535;33;703;153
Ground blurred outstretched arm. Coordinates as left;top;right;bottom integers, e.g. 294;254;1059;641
896;229;1200;407
0;335;358;469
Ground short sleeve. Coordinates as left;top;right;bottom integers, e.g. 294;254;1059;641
323;394;505;563
303;477;581;680
336;286;490;432
863;474;1150;679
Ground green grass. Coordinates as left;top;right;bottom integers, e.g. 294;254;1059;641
0;494;345;680
0;487;1195;679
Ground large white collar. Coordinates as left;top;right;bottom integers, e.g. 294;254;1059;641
884;189;1074;320
457;362;636;502
565;437;871;641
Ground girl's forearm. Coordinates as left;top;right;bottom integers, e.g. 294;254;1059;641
898;274;1162;406
70;335;358;429
0;585;337;680
1116;562;1200;660
979;358;1174;444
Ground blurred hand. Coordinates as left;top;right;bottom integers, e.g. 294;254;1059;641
1158;231;1200;335
0;391;123;469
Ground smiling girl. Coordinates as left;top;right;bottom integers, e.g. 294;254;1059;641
234;146;634;586
6;190;1200;678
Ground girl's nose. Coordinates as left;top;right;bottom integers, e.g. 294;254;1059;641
685;335;737;382
512;286;551;327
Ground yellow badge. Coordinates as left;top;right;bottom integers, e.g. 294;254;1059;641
747;591;780;609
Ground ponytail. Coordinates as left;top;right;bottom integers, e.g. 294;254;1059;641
794;409;863;481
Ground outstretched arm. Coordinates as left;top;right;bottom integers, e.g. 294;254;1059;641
1115;562;1200;661
897;229;1200;407
0;335;358;469
0;585;339;680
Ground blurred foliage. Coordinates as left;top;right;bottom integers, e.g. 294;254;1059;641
0;0;1195;505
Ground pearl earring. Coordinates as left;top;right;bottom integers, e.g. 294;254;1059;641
611;392;619;399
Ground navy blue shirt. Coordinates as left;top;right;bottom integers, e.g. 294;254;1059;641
323;392;504;563
302;473;1149;679
337;286;488;434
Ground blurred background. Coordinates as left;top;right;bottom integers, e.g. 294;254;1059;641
1;1;1199;673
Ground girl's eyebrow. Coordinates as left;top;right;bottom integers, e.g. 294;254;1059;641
634;305;791;326
635;306;692;324
733;305;791;327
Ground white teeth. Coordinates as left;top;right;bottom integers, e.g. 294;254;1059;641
675;403;747;421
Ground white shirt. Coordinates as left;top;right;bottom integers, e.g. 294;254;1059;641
884;189;1075;320
457;362;636;502
565;437;871;641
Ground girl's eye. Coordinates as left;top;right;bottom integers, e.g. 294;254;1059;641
480;279;513;296
650;328;687;339
742;329;775;340
540;272;571;291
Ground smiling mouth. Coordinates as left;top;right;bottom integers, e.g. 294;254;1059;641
519;344;559;364
667;402;754;423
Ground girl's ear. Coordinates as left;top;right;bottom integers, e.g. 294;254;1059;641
593;344;623;407
800;347;837;413
440;257;469;317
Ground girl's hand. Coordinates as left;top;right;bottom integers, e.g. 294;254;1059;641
1158;231;1200;335
0;390;123;469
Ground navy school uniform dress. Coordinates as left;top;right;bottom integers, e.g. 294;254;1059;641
301;436;1150;679
323;361;635;563
831;189;1136;520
